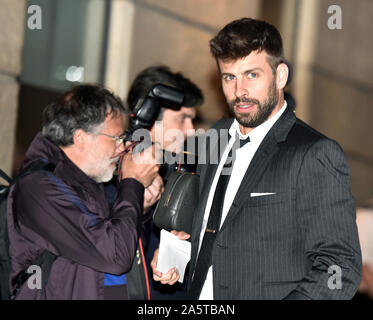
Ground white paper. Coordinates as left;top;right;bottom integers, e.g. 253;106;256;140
356;208;373;268
156;229;191;283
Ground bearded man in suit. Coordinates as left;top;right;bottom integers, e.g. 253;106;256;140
151;17;362;300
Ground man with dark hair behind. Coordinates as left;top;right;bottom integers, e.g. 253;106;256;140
124;65;203;299
127;65;204;155
151;18;362;300
8;84;161;299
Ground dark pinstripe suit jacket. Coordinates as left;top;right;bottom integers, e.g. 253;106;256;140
188;106;362;300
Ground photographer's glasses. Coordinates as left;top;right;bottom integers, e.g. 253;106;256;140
97;133;126;146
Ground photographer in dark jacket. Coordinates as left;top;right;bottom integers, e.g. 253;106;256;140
122;65;203;299
7;84;161;299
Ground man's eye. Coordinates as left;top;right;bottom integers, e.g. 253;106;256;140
223;75;235;81
248;73;257;79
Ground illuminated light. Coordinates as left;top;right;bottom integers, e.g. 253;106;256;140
65;66;85;82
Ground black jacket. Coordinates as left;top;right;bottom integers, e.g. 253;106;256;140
8;133;146;299
188;106;362;299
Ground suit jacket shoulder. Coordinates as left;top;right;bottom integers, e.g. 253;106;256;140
286;116;347;162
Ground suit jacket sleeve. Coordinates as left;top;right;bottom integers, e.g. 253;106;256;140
284;139;362;299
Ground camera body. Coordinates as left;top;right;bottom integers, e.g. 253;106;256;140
125;83;184;142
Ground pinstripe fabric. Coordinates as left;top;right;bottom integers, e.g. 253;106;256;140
188;106;362;300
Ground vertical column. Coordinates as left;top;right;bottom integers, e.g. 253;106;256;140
104;0;135;100
0;0;26;176
292;0;321;123
289;0;373;203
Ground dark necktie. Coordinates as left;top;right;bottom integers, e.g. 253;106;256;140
189;134;250;299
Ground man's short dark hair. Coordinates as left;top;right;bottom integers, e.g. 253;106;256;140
209;17;285;74
42;84;125;147
126;65;204;113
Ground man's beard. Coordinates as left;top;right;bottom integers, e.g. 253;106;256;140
228;79;279;128
89;157;119;183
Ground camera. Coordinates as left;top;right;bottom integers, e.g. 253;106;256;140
124;84;197;181
124;83;184;142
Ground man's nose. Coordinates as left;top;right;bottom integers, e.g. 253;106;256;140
184;119;195;137
234;78;248;98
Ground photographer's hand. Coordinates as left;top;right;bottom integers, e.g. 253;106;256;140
144;174;164;213
120;144;160;188
151;230;190;285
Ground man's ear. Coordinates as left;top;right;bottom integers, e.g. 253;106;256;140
276;63;289;90
72;129;87;151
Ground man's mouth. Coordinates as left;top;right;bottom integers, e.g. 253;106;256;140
235;103;256;113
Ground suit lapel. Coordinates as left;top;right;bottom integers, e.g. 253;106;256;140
219;131;278;232
219;106;297;232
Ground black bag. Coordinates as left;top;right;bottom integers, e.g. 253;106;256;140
0;161;57;300
126;238;150;300
0;169;12;300
153;171;199;235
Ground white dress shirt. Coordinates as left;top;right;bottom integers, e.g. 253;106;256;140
198;101;288;300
